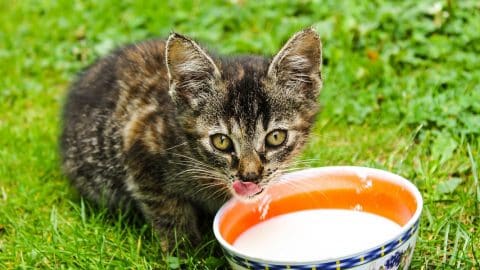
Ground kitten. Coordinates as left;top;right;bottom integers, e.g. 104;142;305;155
60;28;323;248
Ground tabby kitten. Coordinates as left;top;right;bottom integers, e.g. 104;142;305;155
60;28;323;248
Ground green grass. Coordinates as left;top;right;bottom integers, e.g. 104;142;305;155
1;0;479;268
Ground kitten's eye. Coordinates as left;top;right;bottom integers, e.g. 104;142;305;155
265;130;287;148
210;134;233;152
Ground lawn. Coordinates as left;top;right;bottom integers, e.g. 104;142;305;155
1;0;479;269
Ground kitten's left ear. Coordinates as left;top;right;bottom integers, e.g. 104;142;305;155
166;33;221;107
267;28;322;98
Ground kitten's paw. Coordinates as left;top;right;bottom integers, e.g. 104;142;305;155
157;228;201;253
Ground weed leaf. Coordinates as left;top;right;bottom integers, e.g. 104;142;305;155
436;177;463;194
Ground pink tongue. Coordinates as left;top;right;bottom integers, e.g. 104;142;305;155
232;180;262;197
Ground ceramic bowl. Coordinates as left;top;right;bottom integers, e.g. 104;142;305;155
213;166;423;270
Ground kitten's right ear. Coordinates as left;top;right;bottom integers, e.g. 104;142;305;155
267;28;322;99
166;33;221;107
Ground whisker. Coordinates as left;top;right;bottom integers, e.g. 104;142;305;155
163;142;188;152
170;158;213;167
192;182;228;196
210;186;231;201
273;170;331;203
171;153;218;170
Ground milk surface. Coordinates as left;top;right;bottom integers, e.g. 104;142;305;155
233;209;402;262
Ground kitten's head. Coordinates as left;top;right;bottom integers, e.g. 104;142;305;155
166;29;322;201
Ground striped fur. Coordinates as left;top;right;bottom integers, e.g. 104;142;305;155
60;28;322;248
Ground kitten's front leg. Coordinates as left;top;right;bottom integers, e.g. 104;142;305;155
139;196;201;251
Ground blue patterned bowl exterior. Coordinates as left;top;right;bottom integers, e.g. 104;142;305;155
213;167;423;270
224;221;418;270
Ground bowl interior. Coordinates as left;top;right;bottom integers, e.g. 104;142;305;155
217;167;419;246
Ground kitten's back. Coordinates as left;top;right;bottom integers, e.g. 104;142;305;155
60;40;171;208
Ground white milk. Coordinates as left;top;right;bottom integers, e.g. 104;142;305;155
233;209;401;262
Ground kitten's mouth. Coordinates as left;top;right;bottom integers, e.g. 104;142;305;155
232;180;264;198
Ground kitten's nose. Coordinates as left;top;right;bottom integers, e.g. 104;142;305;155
238;154;263;183
243;171;261;182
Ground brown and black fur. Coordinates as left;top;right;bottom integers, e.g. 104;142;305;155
60;28;323;248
